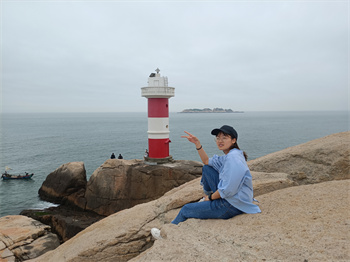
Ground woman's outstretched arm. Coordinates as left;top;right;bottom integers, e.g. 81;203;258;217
181;131;209;165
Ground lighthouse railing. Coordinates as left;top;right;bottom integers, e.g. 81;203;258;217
141;87;175;97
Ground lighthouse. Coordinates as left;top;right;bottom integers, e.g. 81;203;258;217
141;68;175;163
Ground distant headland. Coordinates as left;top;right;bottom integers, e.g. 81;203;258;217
179;108;244;113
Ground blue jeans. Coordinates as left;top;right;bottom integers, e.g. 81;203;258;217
171;165;243;225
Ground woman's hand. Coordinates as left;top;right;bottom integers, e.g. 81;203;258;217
181;131;209;165
181;131;201;148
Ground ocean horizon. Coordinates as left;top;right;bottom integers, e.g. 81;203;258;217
0;110;348;217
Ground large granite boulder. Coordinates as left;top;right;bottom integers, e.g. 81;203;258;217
0;215;60;261
30;132;349;262
38;162;87;207
38;160;203;217
83;159;203;216
32;159;203;242
248;131;350;184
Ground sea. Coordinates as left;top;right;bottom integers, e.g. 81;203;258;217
0;111;348;217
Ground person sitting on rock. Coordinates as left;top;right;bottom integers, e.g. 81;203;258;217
171;125;261;224
110;153;116;159
118;154;123;159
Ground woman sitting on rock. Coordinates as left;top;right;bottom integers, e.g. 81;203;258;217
171;125;261;225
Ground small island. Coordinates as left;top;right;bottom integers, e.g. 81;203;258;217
179;108;243;113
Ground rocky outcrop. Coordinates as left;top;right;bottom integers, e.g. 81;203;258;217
83;159;203;216
31;132;349;261
28;178;204;262
0;215;60;261
27;171;299;262
30;177;349;262
38;162;87;207
248;131;350;184
20;206;105;242
31;160;202;242
38;159;203;217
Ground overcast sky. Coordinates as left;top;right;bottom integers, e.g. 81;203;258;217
1;0;348;113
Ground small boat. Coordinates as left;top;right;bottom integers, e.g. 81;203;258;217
1;172;34;180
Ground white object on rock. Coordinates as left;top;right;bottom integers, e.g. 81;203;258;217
151;228;162;240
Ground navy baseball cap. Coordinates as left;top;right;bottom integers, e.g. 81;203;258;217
211;125;238;140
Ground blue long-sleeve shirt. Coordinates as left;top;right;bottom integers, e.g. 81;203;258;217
208;148;261;214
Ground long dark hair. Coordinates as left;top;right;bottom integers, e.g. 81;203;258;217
229;142;248;161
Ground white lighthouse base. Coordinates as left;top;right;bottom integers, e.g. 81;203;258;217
144;155;174;164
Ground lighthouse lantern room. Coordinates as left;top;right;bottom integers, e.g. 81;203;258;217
141;68;175;163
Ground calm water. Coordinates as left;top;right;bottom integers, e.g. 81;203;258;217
0;111;348;217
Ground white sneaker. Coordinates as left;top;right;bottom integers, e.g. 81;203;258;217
198;197;205;202
151;228;162;240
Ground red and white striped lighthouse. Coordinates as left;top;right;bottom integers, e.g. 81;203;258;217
141;68;175;163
